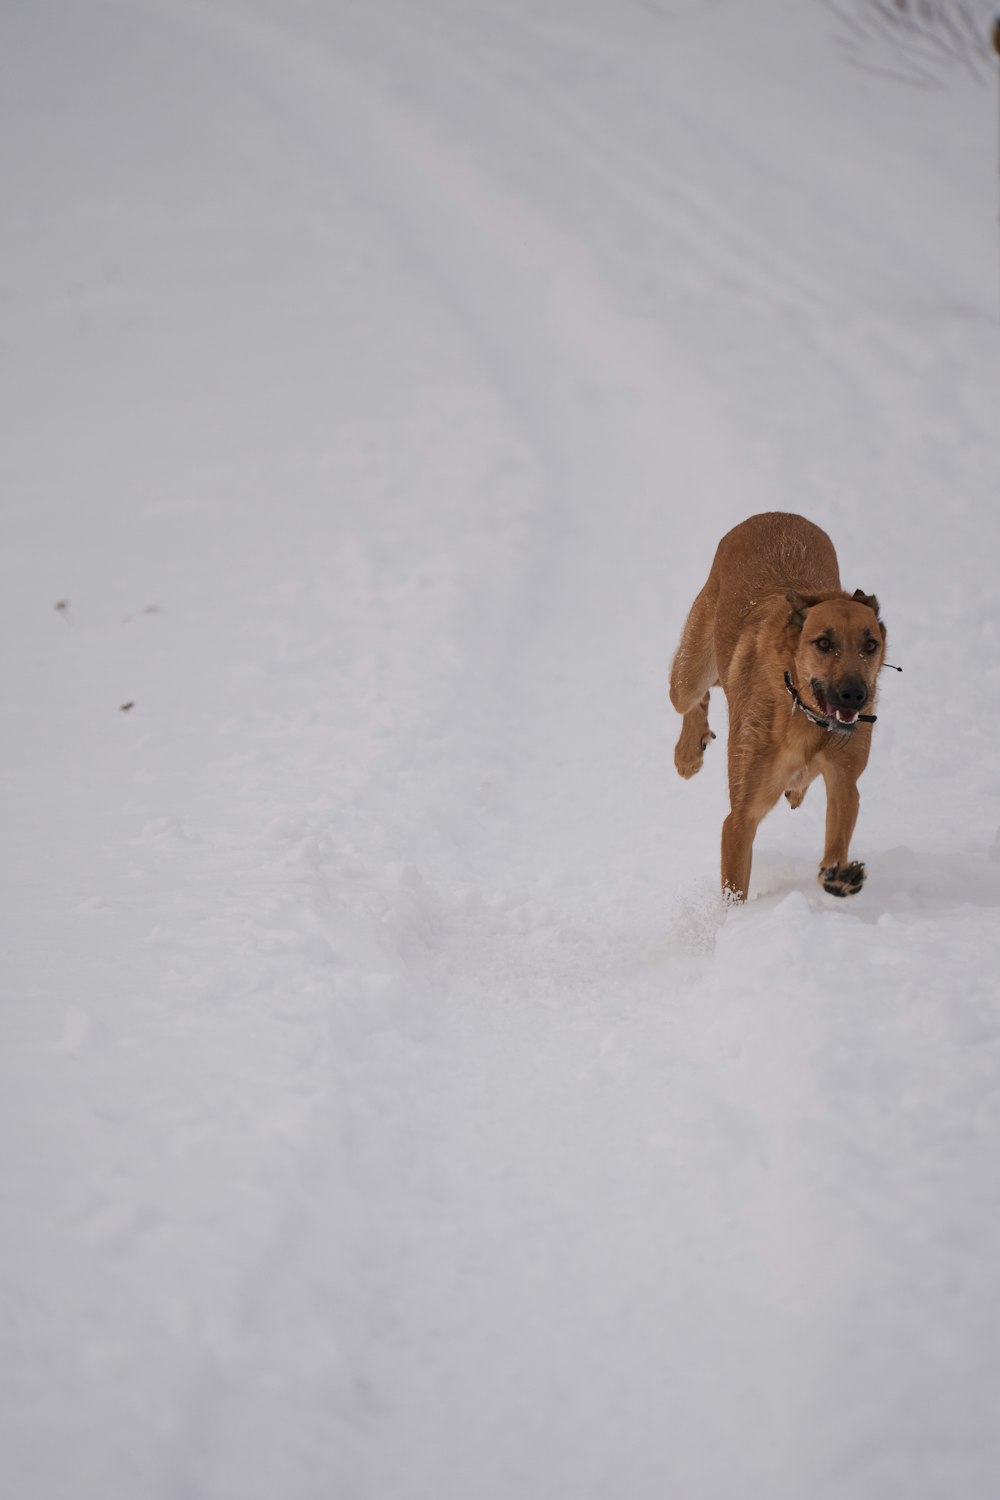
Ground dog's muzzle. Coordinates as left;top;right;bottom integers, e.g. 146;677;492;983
811;678;869;728
784;672;877;731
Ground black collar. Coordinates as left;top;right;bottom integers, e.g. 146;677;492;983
783;671;876;732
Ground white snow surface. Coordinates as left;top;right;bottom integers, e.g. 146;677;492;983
3;2;1000;1496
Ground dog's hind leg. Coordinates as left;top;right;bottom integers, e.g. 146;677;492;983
721;733;793;901
721;804;762;902
669;581;718;780
785;764;819;810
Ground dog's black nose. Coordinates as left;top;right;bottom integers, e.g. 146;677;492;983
833;678;869;709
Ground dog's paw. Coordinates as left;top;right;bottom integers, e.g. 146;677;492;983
819;861;866;897
674;730;715;780
785;788;806;810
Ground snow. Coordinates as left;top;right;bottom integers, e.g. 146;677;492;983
2;1;999;1495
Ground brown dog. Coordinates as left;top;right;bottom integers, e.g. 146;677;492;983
669;512;887;902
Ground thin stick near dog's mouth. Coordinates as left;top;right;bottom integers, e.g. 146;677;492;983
810;682;859;728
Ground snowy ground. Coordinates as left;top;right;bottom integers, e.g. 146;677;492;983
3;2;1000;1496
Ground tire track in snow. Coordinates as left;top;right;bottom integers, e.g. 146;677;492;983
356;0;842;321
129;0;751;913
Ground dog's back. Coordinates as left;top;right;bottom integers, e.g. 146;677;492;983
711;513;841;678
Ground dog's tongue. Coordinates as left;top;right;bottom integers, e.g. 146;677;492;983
835;708;859;725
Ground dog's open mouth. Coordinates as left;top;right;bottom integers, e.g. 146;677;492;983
811;683;859;728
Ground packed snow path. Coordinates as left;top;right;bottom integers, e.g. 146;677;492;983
3;2;999;1497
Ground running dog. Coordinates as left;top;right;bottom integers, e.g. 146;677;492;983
669;512;887;902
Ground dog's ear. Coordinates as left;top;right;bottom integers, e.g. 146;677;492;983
786;590;821;630
852;588;880;618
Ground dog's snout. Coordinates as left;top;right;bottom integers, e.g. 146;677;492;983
833;678;869;709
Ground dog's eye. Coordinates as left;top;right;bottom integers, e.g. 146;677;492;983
862;639;879;655
815;637;833;653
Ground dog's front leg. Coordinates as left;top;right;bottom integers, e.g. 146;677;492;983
819;763;864;897
674;692;715;779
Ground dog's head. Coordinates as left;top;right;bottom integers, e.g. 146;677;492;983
786;588;886;729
